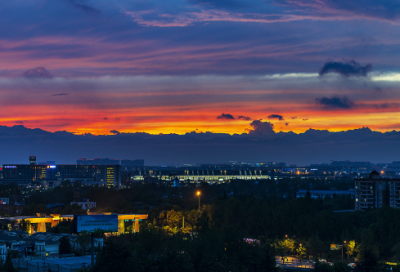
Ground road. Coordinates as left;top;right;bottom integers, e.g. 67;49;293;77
276;256;315;270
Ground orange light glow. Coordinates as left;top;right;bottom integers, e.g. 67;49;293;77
197;191;201;196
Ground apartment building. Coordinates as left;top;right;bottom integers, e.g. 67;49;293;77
355;170;400;211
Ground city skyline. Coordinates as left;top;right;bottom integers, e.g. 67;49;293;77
1;1;400;135
1;124;400;165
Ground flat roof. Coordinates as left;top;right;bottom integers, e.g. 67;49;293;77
297;190;354;194
28;256;92;266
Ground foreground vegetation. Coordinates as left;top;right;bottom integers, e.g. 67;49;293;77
3;178;400;271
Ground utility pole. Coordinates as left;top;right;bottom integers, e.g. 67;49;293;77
341;243;344;262
91;233;95;268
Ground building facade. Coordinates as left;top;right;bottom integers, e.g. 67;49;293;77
355;171;399;211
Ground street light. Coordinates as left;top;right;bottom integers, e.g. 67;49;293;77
341;241;347;262
197;191;201;212
344;241;349;262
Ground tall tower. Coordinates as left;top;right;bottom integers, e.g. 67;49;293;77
29;156;36;165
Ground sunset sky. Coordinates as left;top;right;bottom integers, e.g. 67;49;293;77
1;0;400;135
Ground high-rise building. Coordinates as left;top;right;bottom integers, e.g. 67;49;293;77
29;156;36;165
355;171;400;211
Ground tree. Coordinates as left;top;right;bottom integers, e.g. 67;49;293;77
18;219;31;233
3;252;16;272
355;247;379;272
333;262;351;272
76;235;91;255
48;219;74;234
59;236;72;255
276;238;295;255
308;237;326;259
296;245;306;261
346;240;357;260
315;262;333;272
93;239;133;272
306;190;311;202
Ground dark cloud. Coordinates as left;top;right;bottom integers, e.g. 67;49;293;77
65;0;100;14
268;114;284;120
319;60;372;77
316;96;354;109
238;115;252;121
285;122;289;126
291;116;297;120
110;130;120;134
217;113;235;120
104;117;108;120
15;121;24;124
247;120;275;137
303;119;308;121
51;93;68;96
23;67;53;79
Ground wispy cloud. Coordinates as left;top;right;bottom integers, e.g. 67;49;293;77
65;0;100;14
51;93;69;96
23;67;53;79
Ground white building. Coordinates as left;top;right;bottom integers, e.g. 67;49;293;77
70;199;96;210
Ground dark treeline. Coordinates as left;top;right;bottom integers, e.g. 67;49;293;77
91;228;276;272
20;177;354;215
142;195;400;263
79;194;400;272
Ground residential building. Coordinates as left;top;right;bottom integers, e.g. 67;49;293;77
71;199;96;210
355;170;400;211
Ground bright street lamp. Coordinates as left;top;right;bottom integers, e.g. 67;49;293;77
197;191;201;212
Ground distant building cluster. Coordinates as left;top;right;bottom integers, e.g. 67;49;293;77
296;189;354;199
77;158;144;167
1;157;122;188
